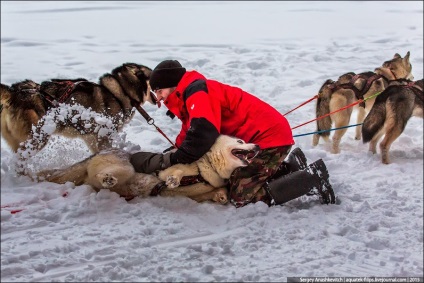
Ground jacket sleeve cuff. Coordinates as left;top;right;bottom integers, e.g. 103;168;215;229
161;152;173;169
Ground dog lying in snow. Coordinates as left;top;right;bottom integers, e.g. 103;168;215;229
37;135;260;204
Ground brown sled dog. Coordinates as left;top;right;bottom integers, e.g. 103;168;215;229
37;135;260;204
1;63;154;156
362;79;423;164
312;52;414;154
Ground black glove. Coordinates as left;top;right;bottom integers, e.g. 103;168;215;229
130;151;172;174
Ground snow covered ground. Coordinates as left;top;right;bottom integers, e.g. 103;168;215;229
1;1;423;282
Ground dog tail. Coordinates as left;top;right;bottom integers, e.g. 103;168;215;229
315;84;332;137
37;155;93;185
362;92;389;143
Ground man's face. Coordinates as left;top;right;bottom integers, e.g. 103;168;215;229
151;87;175;107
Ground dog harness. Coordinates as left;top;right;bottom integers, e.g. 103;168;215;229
150;173;212;198
404;81;423;102
40;80;86;108
178;174;208;186
330;73;386;108
149;181;168;197
147;175;214;200
148;178;211;197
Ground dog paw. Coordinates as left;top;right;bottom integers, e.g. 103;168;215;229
382;159;390;165
212;188;228;205
369;148;377;154
331;148;340;154
166;175;180;188
97;173;118;188
382;155;391;164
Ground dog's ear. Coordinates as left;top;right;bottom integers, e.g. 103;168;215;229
404;51;410;61
325;79;334;85
393;53;401;59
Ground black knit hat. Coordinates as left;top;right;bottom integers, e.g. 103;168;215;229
149;60;186;91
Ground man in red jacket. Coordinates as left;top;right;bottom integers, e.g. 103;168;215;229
131;60;335;207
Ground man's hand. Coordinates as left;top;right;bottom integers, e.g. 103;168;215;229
130;151;172;174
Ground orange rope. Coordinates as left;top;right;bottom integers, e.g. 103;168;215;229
291;90;382;130
291;99;364;130
283;95;318;116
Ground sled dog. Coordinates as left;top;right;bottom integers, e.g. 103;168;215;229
362;79;423;164
312;52;414;154
1;63;154;155
37;135;260;204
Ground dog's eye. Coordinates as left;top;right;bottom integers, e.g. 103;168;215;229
237;139;244;144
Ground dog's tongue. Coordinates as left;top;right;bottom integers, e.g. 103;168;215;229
157;101;162;108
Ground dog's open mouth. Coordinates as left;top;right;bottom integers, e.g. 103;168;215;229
231;146;260;164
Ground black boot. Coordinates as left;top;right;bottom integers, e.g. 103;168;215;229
264;159;336;205
272;147;308;180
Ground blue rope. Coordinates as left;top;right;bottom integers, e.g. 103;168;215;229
293;123;363;138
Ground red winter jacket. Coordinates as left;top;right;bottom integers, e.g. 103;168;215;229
164;70;294;165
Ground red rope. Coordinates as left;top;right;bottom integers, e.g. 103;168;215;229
154;124;177;148
291;99;364;130
1;203;21;209
283;95;318;116
132;102;176;148
1;204;25;214
1;191;69;215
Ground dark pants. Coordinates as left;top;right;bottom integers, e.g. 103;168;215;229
228;145;292;208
